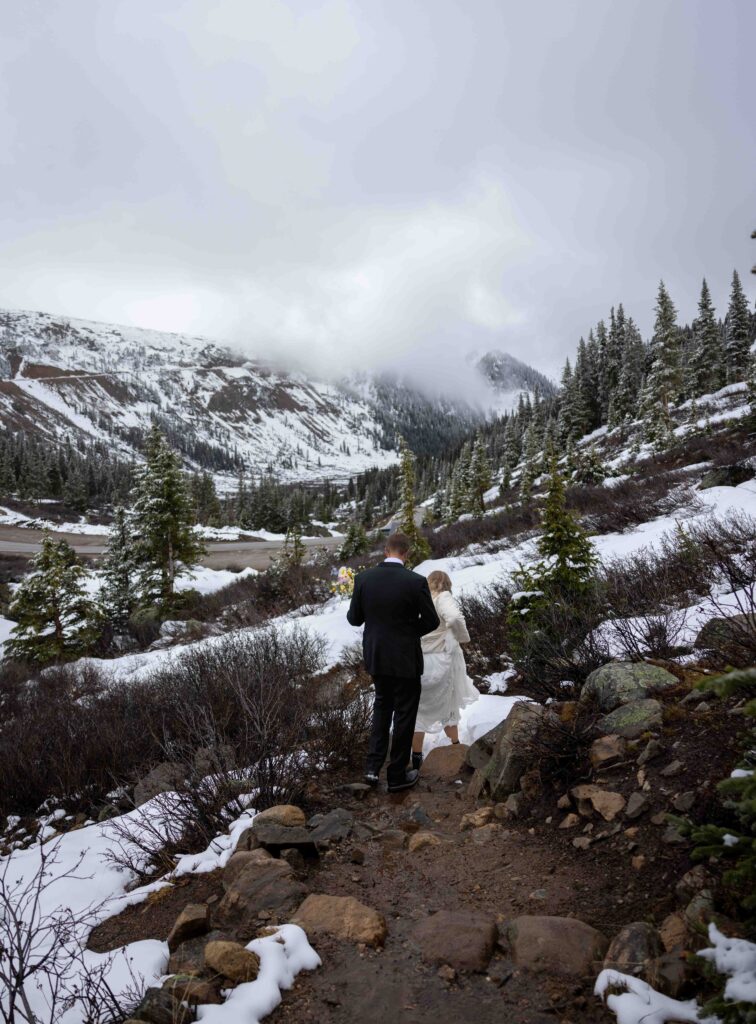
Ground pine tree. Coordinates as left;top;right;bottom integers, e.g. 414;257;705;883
641;280;682;444
518;422;541;500
339;521;369;560
500;420;521;491
101;507;138;629
398;435;430;566
557;359;576;441
469;433;492;518
131;425;205;607
725;269;752;383
687;279;724;397
6;535;101;663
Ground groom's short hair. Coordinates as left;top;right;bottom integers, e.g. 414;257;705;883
385;532;411;557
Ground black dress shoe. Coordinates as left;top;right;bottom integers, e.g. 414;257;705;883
364;773;380;786
411;751;423;771
387;769;420;793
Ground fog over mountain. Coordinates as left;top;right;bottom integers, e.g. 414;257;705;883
0;1;753;381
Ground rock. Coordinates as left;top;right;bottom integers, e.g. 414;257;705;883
467;769;487;798
631;855;646;870
590;734;627;770
699;463;754;490
131;988;190;1024
167;934;210;976
162;975;222;1005
252;823;318;857
506;916;608;976
582;662;678;712
557;793;571;810
422;744;470;782
400;803;432;829
133;762;184;807
308;808;354;845
501;792;525;820
625;792;650;820
408;831;442;853
280;848;307;873
659;912;689;952
471;823;503;844
572;836;592;850
292;894;387;947
637;738;664;765
648;952;689;998
520;769;542;802
695;613;756;668
661;825;687;846
215;858;306;938
223;849;273;890
193;744;236;776
234;826;261;852
684;891;716;933
253;805;306;828
341;782;372;800
460;807;495;831
675;865;710;905
466;721;505;770
204;940;260;983
413;910;498;971
672;791;696;813
559;814;580;829
479;702;550;800
377;829;407;849
166;903;210;952
598;699;663;739
570;785;625;822
603;922;662;976
660;760;683;777
350;846;366;865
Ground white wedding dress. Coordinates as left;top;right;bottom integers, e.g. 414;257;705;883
416;590;479;733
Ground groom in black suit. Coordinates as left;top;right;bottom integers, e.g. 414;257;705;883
346;532;439;792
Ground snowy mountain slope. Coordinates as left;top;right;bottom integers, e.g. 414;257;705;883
0;308;548;483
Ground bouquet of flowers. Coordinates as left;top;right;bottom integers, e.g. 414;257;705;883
330;565;356;598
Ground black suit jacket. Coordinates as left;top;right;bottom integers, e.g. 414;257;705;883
346;562;440;679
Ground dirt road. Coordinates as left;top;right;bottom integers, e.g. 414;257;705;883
0;524;342;570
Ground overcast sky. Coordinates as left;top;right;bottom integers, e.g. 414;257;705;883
0;0;753;383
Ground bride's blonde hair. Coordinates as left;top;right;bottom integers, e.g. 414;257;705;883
427;570;452;595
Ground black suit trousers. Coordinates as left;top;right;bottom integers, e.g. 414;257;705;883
366;675;421;786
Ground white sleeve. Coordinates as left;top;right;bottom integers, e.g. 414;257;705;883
438;591;470;644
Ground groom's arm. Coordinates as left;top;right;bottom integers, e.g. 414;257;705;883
416;578;440;636
346;577;365;626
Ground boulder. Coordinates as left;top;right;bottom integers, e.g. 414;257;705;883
694;614;756;668
659;911;689;952
471;823;504;845
214;858;306;938
308;808;354;845
252;823;318;857
133;762;184;807
570;785;625;822
589;734;627;770
637;738;664;765
413;910;498;971
162;976;222;1005
253;805;306;828
598;699;663;739
422;744;470;782
465;721;506;770
408;832;442;853
582;662;678;712
675;865;710;905
193;744;236;776
506;916;608;977
223;850;273;891
131;988;191;1024
647;952;689;998
460;807;495;831
699;463;754;490
292;894;387;947
204;940;260;983
479;702;549;800
166;903;210;952
603;922;662;976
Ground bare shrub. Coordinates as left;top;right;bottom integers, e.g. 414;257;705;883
430;506;540;559
306;684;373;772
521;704;600;789
194;563;331;626
0;841;140;1023
458;579;513;674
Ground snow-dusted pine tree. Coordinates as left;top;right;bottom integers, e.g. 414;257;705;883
641;280;682;445
469;433;492;518
686;278;724;398
101;506;138;629
398;435;430;566
6;535;101;663
131;424;205;607
725;269;752;383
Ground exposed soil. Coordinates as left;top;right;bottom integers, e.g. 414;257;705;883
87;689;747;1024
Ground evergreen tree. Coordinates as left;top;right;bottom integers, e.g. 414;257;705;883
339;521;369;560
101;507;138;629
6;535;101;663
500;420;521;490
398;435;430;566
557;359;576;441
468;433;492;518
725;269;752;383
641;280;682;444
518;422;541;500
687;279;725;397
131;425;205;607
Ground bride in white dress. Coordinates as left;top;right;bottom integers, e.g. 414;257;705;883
412;570;479;768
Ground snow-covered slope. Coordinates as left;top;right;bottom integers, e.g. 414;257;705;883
0;309;549;484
